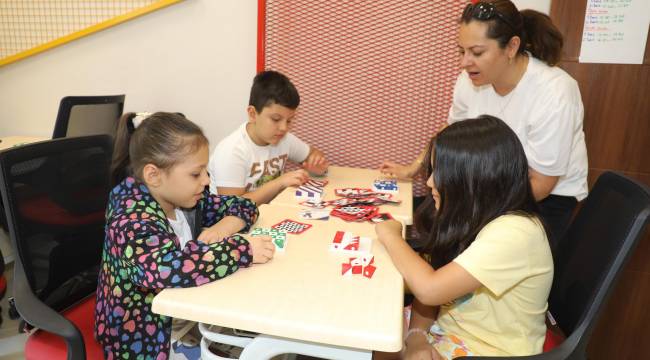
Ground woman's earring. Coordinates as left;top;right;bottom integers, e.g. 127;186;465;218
509;57;513;65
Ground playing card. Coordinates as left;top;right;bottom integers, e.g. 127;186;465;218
298;209;330;220
251;227;287;251
341;255;377;279
330;231;371;253
372;179;399;194
370;213;394;223
300;199;328;208
272;219;312;234
334;188;376;198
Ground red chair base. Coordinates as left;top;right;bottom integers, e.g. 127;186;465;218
0;275;6;299
25;296;103;360
543;327;565;352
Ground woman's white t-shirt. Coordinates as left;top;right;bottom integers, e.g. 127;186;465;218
448;56;588;200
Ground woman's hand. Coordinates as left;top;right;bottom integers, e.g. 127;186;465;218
375;220;403;245
379;161;419;180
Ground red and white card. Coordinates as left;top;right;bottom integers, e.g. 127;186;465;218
329;231;371;253
341;255;376;279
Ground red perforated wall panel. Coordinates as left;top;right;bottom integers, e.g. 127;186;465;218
259;0;466;196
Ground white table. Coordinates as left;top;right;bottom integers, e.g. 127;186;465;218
0;136;48;152
271;166;414;225
152;203;404;359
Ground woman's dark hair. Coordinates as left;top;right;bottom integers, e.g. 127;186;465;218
249;70;300;113
111;112;209;186
460;0;564;66
415;115;542;269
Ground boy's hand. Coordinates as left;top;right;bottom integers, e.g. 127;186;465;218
375;220;403;245
379;160;417;180
246;235;275;264
279;169;309;188
302;148;329;175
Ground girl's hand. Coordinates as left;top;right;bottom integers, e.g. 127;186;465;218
279;169;309;188
246;235;275;264
403;341;437;360
403;332;437;360
375;220;403;244
197;217;246;244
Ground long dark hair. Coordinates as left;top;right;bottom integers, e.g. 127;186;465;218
415;115;541;269
111;112;208;186
460;0;564;66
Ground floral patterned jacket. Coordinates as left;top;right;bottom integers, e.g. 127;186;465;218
95;177;257;360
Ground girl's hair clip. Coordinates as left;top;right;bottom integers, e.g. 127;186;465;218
131;112;153;129
471;0;480;4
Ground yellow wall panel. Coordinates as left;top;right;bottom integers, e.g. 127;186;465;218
0;0;184;67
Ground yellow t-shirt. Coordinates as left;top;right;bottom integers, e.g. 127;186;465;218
436;214;553;356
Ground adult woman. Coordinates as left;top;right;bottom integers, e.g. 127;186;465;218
380;0;587;249
377;115;553;359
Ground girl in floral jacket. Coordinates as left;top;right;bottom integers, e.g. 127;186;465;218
95;112;274;359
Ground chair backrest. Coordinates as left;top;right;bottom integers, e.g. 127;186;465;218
549;171;650;358
0;135;113;312
52;95;125;139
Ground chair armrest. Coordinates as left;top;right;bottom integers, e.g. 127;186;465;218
12;257;86;360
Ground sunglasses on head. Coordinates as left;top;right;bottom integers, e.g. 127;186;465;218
463;2;516;30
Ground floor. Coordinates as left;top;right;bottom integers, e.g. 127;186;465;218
0;262;28;360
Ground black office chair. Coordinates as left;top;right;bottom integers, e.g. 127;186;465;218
52;95;125;139
0;247;5;326
458;171;650;360
0;135;113;360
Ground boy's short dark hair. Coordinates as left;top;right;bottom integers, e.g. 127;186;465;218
249;70;300;113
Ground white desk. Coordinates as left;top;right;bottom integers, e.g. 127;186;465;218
271;166;414;225
0;136;48;152
152;203;404;359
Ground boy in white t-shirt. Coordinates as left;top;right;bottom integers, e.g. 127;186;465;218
209;71;329;204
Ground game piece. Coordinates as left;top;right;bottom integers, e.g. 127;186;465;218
272;219;312;234
251;227;288;251
370;213;394;223
295;184;324;201
341;255;376;278
334;188;376;198
330;205;379;222
329;231;371;253
295;179;328;201
300;199;328;208
372;179;399;194
298;209;330;220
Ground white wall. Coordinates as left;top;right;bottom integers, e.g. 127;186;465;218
513;0;551;14
0;0;258;148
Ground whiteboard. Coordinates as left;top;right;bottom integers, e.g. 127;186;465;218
579;0;650;64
